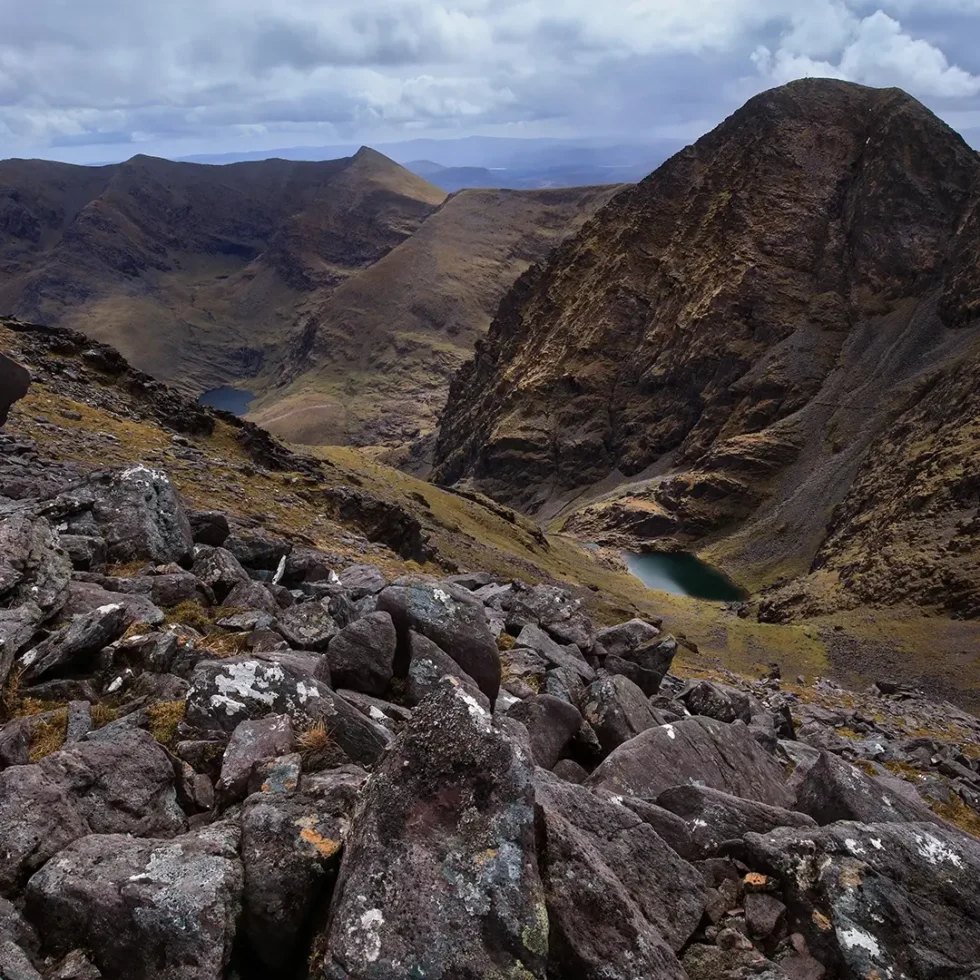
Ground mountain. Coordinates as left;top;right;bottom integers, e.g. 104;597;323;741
431;79;980;626
247;184;622;447
0;148;446;390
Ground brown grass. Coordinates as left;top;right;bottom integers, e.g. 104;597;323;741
91;703;120;728
932;795;980;839
296;720;330;755
29;709;68;761
165;601;213;632
197;631;251;657
147;700;187;747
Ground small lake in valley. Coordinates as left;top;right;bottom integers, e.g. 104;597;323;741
623;551;747;602
198;387;256;416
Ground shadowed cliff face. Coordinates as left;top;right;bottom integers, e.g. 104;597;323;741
431;78;980;619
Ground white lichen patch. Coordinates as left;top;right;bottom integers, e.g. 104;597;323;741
662;724;676;740
844;838;865;856
837;924;881;958
214;661;282;706
453;685;491;732
433;588;453;608
210;693;247;716
913;833;964;869
870;838;884;850
348;907;384;964
295;681;321;703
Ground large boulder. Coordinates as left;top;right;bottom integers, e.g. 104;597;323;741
587;717;795;808
603;636;677;695
681;680;753;724
735;821;980;979
0;353;30;427
535;771;704;978
0;728;185;895
377;581;501;702
514;625;595;684
25;822;242;980
507;694;584;769
185;659;390;766
581;674;662;754
0;514;71;617
505;584;596;649
73;467;194;565
191;546;248;603
319;682;548;980
656;785;816;859
795;750;945;826
323;612;396;695
594;618;662;658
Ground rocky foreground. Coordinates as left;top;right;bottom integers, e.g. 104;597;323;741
1;355;980;980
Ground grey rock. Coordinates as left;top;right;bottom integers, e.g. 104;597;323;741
682;680;753;724
745;891;787;940
62;580;164;628
581;674;662;754
323;612;396;695
0;728;185;895
507;694;584;769
223;579;279;616
515;624;595;683
247;752;302;796
657;785;816;859
60;534;107;572
186;659;390;766
26;822;242;980
44;949;103;980
338;563;386;599
224;530;290;571
0;602;42;690
682;945;791;980
735;821;980;979
216;714;294;805
795;751;944;826
191;546;249;603
0;514;70;616
188;510;230;547
275;601;338;651
240;789;350;971
320;682;547;980
404;630;489;710
535;771;702;978
19;602;129;683
587;716;795;808
0;939;42;980
0;353;30;427
552;758;589;783
603;635;677;695
64;701;92;743
378;580;501;702
595;618;662;658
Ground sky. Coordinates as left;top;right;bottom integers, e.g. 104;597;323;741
1;0;979;164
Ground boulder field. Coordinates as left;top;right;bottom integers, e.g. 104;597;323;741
1;435;979;980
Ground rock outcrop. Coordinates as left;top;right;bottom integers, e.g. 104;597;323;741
432;78;980;622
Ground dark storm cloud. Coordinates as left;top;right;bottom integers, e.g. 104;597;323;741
0;0;977;162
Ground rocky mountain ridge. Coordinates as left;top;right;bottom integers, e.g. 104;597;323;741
431;79;980;623
1;328;979;980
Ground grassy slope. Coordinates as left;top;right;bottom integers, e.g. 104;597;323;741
249;185;623;446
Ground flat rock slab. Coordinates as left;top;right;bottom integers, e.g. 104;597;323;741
0;354;30;427
587;716;795;809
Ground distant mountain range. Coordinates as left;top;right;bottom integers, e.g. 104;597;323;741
179;136;684;191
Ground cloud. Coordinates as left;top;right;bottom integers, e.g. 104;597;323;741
0;0;977;161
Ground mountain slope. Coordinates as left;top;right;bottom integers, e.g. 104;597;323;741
0;150;446;390
248;184;622;447
431;79;980;621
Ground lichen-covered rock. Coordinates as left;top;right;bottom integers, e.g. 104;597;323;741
514;624;595;683
0;728;185;896
535;771;704;978
0;514;71;617
241;784;353;971
0;602;42;689
66;466;194;565
216;714;294;804
594;618;662;658
323;612;396;695
505;584;596;650
603;635;677;695
581;674;662;754
0;938;42;980
587;716;795;808
320;681;548;980
681;680;753;724
25;822;242;980
734;821;980;979
186;659;390;766
377;581;501;702
507;694;583;769
191;546;249;603
275;601;339;651
404;630;489;710
656;785;816;859
338;564;386;599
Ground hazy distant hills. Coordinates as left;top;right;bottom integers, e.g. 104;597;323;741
179;136;682;191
